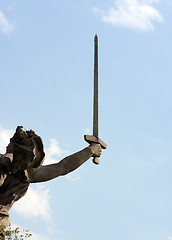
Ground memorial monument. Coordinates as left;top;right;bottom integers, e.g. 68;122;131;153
0;35;106;237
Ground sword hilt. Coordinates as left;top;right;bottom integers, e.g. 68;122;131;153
84;135;107;165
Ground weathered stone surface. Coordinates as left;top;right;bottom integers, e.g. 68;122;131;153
0;126;102;230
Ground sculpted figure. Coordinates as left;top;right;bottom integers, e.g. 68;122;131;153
0;126;102;231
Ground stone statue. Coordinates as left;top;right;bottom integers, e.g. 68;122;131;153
0;35;107;239
0;126;102;231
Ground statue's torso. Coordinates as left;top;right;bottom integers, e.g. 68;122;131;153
0;172;29;227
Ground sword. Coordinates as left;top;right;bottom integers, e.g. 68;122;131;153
84;34;107;164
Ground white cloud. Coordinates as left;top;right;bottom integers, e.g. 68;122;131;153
168;238;172;240
13;185;51;221
0;10;14;34
44;138;68;165
0;125;14;154
94;0;163;31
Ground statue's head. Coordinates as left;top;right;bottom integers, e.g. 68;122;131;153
6;126;45;173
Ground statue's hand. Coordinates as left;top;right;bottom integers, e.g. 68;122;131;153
0;154;13;174
89;144;102;158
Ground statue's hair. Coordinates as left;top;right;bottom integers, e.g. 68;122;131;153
6;126;45;170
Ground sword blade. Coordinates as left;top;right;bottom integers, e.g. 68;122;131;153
84;34;106;165
93;34;98;138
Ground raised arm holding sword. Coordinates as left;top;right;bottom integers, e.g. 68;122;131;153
0;35;107;236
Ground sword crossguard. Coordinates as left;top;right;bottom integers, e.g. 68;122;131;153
84;135;107;149
84;135;107;165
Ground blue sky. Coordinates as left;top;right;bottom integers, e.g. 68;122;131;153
0;0;172;239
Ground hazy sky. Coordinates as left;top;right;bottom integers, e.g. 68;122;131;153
1;0;172;239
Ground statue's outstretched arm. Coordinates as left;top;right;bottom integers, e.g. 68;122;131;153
27;145;102;183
